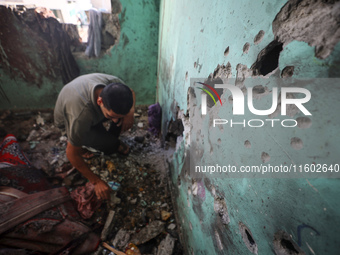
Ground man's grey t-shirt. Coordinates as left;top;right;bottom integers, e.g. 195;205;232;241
54;73;123;147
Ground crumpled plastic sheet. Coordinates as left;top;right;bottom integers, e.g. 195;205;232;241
70;182;102;219
85;9;102;57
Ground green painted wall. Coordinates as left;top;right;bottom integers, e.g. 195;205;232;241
76;0;160;106
158;0;340;254
0;0;159;109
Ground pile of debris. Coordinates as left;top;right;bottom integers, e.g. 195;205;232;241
0;106;183;255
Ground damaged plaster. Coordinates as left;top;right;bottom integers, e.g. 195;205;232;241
272;0;340;59
251;40;283;76
0;6;78;86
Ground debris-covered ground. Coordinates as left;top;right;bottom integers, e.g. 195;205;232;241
0;106;183;255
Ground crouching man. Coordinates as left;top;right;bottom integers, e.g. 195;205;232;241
54;73;135;200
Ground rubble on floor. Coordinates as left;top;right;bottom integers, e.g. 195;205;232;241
0;106;183;255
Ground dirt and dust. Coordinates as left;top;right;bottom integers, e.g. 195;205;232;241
0;105;183;255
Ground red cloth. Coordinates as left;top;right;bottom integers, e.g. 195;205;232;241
0;134;31;168
70;182;102;219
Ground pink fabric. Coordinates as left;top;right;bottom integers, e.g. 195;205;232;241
70;182;102;219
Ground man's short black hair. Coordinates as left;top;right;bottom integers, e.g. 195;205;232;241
100;83;133;115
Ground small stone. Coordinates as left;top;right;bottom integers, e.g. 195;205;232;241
59;136;67;142
160;203;168;208
110;193;121;205
161;210;172;221
101;171;109;178
112;228;131;249
156;234;175;255
36;113;45;126
168;223;176;230
130;221;165;245
137;122;144;128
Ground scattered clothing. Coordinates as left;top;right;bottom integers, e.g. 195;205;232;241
85;9;102;58
0;134;31;168
71;182;102;219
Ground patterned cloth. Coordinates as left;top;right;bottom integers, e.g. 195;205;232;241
0;135;101;254
0;134;31;168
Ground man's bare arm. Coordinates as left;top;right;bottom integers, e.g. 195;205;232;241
66;141;111;200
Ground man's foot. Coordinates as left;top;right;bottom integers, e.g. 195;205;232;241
118;141;130;155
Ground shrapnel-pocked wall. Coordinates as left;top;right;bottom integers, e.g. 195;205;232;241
158;0;340;254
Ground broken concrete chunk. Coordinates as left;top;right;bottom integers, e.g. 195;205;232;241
130;221;165;245
130;198;138;204
101;210;115;241
112;228;131;250
110;192;121;205
160;203;168;208
212;63;232;81
156;234;175;255
40;130;53;139
26;129;39;142
36;113;45;126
